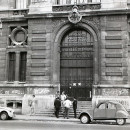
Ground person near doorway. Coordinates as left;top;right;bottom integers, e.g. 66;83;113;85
55;90;60;99
73;97;77;118
63;97;72;119
30;94;36;115
54;97;61;118
60;91;67;114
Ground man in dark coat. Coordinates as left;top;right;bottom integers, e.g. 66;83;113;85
73;97;77;118
54;97;61;118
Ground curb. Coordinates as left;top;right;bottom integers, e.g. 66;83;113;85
13;116;79;122
13;119;79;122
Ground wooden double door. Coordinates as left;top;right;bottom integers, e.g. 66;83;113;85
60;29;93;101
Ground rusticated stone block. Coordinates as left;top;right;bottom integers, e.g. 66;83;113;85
105;45;122;49
105;54;122;58
106;27;121;31
31;63;50;67
31;55;46;59
32;46;46;50
32;38;46;42
105;36;122;40
105;63;122;67
32;30;46;34
106;72;122;76
30;72;46;76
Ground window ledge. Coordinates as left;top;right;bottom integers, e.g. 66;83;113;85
5;81;26;84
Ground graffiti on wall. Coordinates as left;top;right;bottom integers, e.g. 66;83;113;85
0;88;24;95
34;88;50;95
27;87;56;95
102;88;129;96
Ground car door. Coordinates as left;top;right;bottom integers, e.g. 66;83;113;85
93;103;106;119
106;103;116;119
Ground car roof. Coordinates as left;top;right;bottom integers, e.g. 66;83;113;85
97;100;123;107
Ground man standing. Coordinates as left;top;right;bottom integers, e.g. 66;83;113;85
30;95;36;115
63;97;72;119
54;97;61;118
73;97;77;118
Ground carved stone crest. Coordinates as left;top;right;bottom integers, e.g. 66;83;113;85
68;5;82;24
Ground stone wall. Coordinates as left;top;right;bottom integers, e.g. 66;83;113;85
100;15;128;85
28;19;52;84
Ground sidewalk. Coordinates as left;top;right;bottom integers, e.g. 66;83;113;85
13;114;79;122
13;114;130;124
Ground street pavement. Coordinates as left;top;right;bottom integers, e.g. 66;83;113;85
13;114;130;124
1;119;130;130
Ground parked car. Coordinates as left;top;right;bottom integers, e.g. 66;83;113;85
0;107;15;120
78;101;129;125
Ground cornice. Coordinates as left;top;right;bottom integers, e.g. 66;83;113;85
25;8;130;19
2;8;130;21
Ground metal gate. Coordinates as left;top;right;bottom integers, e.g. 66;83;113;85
60;29;93;101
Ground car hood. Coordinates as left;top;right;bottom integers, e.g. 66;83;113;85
0;107;14;112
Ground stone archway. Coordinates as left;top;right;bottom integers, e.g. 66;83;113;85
52;21;100;99
60;28;94;100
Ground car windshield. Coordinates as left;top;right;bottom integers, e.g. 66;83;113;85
114;103;126;111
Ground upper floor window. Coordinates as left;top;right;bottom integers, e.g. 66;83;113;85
15;0;31;9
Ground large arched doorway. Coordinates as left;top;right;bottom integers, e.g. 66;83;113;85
60;29;94;101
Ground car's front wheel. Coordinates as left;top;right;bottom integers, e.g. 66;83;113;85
116;118;126;125
80;114;90;124
0;112;9;120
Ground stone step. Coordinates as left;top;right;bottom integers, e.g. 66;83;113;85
35;101;92;117
36;106;92;114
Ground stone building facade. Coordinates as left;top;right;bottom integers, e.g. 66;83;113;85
0;0;130;114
